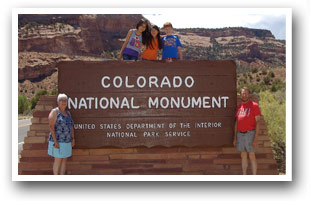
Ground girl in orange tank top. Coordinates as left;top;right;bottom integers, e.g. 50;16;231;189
142;25;162;60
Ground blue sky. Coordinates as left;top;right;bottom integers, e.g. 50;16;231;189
143;12;286;40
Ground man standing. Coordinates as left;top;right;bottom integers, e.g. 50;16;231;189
234;87;261;175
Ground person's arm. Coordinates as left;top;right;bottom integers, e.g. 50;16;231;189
67;110;75;147
139;45;146;60
119;29;133;60
71;126;75;147
253;116;261;149
176;36;183;60
233;119;238;147
177;46;183;60
48;109;58;148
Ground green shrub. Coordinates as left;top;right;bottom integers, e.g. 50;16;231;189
271;84;277;92
268;71;275;78
18;94;30;114
237;83;263;94
31;89;48;109
50;90;58;95
262;69;267;75
263;76;271;85
251;67;258;73
259;81;269;91
259;90;286;174
239;78;247;85
274;88;286;104
271;78;286;92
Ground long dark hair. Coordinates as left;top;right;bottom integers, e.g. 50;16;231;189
136;19;150;46
145;25;162;50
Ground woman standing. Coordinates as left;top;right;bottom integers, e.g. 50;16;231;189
141;25;162;60
48;94;75;175
120;19;149;60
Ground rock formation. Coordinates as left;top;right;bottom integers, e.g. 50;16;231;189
18;14;286;100
18;14;145;55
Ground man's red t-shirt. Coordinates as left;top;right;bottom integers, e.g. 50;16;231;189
235;100;261;132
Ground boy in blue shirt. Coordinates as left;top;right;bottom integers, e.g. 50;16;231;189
162;22;183;62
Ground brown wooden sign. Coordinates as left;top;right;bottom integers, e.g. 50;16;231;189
58;60;236;148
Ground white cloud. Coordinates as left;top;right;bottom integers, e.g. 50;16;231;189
143;9;287;40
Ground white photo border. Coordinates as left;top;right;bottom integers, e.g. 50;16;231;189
12;7;292;181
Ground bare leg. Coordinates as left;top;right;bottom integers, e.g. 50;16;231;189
53;158;62;175
60;158;67;175
241;152;248;175
249;152;257;175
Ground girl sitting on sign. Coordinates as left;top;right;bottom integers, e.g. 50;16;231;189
120;19;150;61
141;25;163;60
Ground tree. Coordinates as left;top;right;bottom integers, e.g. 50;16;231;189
18;95;30;114
259;90;286;173
31;90;48;109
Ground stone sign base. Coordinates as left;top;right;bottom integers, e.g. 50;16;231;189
18;95;279;175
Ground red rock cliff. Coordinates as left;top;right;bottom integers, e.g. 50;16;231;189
18;14;145;55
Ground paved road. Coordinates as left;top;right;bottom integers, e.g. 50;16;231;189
18;118;31;155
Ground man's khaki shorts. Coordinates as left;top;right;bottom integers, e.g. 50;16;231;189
236;130;258;152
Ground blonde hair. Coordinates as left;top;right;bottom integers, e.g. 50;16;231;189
57;93;68;103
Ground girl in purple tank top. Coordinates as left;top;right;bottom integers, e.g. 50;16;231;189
120;19;150;60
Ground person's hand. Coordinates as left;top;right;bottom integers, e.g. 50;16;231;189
252;139;258;149
54;141;59;149
233;139;237;147
72;139;75;147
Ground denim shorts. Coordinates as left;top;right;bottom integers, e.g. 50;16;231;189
123;54;138;60
48;141;72;158
236;130;258;152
